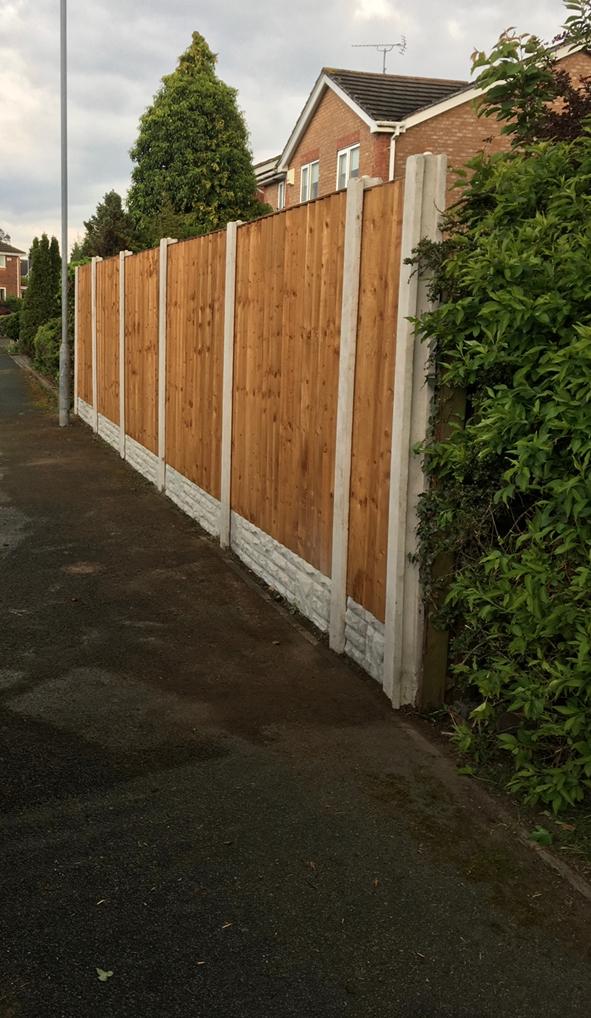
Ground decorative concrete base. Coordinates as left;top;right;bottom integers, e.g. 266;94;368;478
124;436;159;486
345;598;385;683
77;398;94;428
97;414;120;451
229;512;331;633
165;466;220;538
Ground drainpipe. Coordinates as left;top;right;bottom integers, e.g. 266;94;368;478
388;124;405;182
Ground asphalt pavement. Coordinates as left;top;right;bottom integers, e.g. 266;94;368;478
1;348;590;1017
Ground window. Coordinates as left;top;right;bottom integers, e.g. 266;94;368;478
336;144;360;190
300;160;319;202
277;180;286;211
0;288;6;302
0;256;6;269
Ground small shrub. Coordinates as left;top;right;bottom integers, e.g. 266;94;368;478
33;316;62;381
0;311;21;341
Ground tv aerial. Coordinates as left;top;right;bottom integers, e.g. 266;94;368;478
352;38;407;74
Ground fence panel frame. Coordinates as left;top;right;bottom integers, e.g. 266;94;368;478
220;220;240;549
382;153;447;708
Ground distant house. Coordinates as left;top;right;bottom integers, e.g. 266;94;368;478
0;240;26;307
256;45;591;211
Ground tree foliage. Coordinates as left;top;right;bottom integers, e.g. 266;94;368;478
415;3;591;812
0;227;11;243
80;191;137;258
33;316;62;381
472;1;591;144
128;32;268;245
19;235;60;354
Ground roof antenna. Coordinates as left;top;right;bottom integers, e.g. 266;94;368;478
352;38;406;74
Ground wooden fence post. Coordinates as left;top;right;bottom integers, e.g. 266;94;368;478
91;255;102;433
157;238;177;492
382;153;447;708
220;221;240;549
328;176;366;653
73;265;79;415
118;250;132;459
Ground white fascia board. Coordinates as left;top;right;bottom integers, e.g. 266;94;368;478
399;42;587;133
400;86;481;130
279;73;377;169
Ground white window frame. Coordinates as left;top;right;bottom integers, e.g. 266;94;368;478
0;287;6;302
336;144;361;190
300;160;319;203
0;256;6;269
277;180;286;211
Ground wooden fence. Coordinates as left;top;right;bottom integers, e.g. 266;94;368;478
74;155;447;708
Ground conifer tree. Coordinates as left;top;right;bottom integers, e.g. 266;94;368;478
128;32;268;244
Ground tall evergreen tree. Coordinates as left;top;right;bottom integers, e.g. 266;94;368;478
19;235;57;354
128;32;268;245
80;191;137;258
49;236;61;315
69;240;85;264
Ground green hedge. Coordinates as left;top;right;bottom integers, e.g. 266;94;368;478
0;311;21;341
416;136;591;813
33;316;61;382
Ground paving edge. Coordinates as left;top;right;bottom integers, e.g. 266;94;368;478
8;352;58;397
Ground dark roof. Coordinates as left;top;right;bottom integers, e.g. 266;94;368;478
0;240;25;255
323;68;469;122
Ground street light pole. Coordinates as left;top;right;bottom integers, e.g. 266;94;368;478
58;0;69;426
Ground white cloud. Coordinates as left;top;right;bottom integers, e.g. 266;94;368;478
354;0;395;21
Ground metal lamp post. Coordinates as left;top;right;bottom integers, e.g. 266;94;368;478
58;0;69;427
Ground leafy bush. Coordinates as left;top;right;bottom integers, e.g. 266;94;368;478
33;316;61;381
4;295;23;314
416;134;591;813
0;311;21;341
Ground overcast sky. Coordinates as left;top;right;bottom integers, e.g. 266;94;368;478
0;0;564;253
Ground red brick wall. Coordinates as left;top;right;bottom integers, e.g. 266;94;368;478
394;50;591;201
265;88;391;209
0;255;20;301
260;50;591;211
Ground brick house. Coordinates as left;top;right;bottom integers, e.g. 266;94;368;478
256;45;591;210
0;240;26;308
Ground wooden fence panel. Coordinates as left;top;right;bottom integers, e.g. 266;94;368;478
232;193;346;576
166;231;226;498
77;263;92;404
347;179;403;621
96;256;120;424
125;248;159;452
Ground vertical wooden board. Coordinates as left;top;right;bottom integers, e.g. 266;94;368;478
232;191;345;575
347;179;403;621
165;230;225;497
124;247;159;453
96;256;120;424
77;263;92;404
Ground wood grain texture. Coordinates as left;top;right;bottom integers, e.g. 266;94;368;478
232;192;346;576
166;231;226;497
77;263;92;404
347;179;403;621
96;256;120;424
124;248;159;452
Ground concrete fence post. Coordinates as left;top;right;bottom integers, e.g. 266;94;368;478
328;176;367;653
118;250;133;459
157;238;177;492
382;153;447;708
73;265;79;415
91;255;102;433
219;220;241;549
